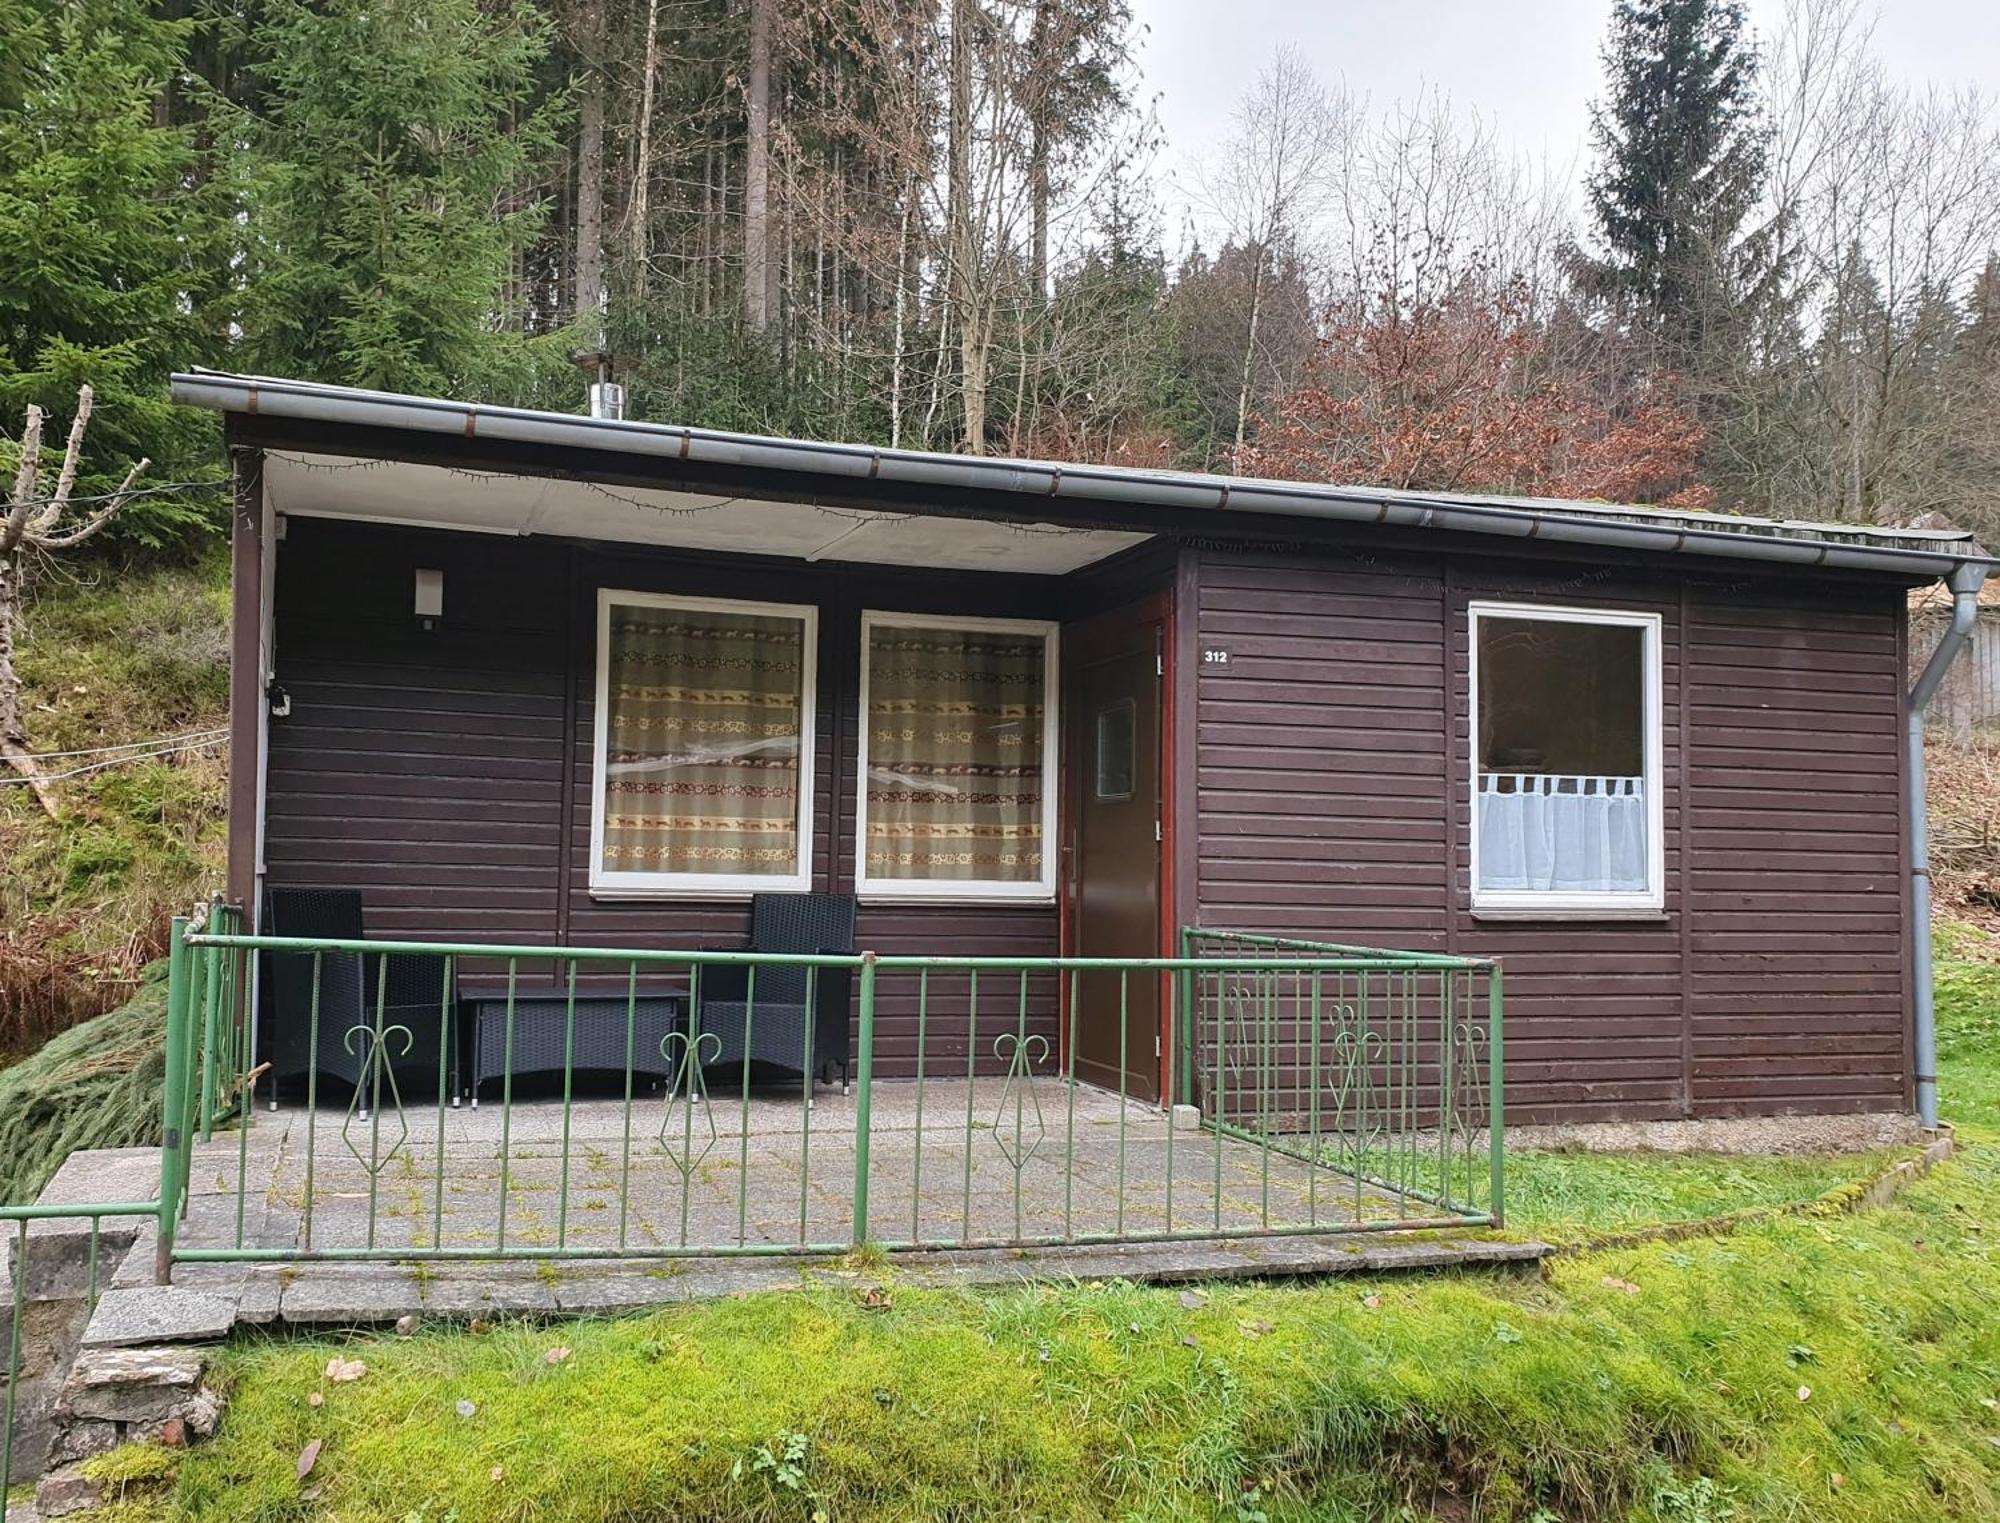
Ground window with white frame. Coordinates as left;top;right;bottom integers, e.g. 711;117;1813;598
590;590;816;894
857;612;1057;899
1469;603;1663;912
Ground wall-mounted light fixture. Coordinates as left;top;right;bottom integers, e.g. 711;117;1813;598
414;567;444;625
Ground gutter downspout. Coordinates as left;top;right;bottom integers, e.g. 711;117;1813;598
1909;563;1987;1129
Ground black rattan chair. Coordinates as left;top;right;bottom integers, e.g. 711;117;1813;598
693;893;857;1092
261;888;456;1112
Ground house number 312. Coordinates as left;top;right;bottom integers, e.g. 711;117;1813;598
1201;648;1231;665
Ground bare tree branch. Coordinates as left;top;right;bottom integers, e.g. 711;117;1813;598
2;404;44;557
1;387;149;816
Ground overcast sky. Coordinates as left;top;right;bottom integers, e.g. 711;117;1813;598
1130;0;2000;241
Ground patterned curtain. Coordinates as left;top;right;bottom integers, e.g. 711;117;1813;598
600;603;806;877
865;622;1046;884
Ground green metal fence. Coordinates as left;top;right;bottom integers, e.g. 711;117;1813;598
1181;930;1503;1226
4;917;1503;1498
146;915;1502;1272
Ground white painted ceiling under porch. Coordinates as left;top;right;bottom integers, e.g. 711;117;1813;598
262;451;1152;576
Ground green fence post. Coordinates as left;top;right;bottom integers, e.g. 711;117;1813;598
3;1221;24;1523
156;916;193;1284
850;951;879;1248
1178;926;1195;1109
196;903;220;1143
1487;964;1505;1228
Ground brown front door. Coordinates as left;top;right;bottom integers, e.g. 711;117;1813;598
1064;605;1163;1101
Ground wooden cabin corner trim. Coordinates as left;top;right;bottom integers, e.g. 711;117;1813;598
225;446;266;920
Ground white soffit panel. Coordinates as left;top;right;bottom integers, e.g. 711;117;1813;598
262;452;1150;575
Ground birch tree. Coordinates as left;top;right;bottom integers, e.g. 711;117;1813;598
573;0;609;338
743;0;774;330
1198;47;1343;468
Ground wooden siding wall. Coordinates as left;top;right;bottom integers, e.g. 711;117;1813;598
264;515;1914;1118
262;516;1140;1074
1192;544;1911;1124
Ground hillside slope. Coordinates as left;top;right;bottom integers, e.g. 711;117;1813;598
0;556;228;1059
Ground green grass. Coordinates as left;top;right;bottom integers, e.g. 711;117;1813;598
12;555;231;750
1321;1140;1890;1250
1499;1148;1907;1246
155;1139;1999;1523
1936;920;2000;1132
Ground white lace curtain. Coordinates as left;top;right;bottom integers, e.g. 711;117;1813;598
1477;774;1648;894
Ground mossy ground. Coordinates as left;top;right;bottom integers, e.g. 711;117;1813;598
157;1139;2000;1523
81;1442;181;1490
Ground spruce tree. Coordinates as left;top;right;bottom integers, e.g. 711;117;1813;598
230;0;566;397
1584;0;1777;357
0;0;225;540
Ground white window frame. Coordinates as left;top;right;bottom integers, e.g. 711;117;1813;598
855;610;1060;902
589;588;818;898
1467;601;1665;917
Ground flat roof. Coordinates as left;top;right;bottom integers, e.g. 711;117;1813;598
172;369;1994;581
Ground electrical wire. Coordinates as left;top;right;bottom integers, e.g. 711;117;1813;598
0;731;227;784
22;727;228;760
4;479;230;512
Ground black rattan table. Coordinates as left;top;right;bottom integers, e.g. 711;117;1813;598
463;992;687;1105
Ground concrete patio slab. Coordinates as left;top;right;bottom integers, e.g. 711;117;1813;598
30;1081;1532;1339
173;1078;1476;1268
144;1227;1545;1330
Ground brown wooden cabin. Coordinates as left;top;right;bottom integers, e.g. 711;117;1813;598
173;370;1993;1126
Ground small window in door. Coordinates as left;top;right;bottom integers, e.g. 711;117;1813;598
1095;699;1135;801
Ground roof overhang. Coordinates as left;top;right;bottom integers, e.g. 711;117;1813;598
174;370;1997;583
259;450;1148;576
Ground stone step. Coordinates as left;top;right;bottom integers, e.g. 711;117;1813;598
2;1152;158;1491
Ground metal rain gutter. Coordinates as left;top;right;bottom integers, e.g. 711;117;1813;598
1907;563;1988;1128
170;371;1992;580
